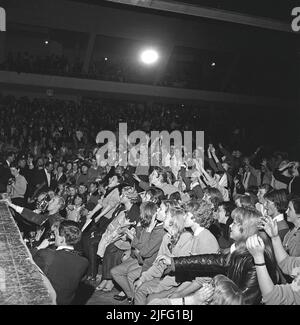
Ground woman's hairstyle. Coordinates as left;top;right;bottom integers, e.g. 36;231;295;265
140;202;158;228
258;183;273;193
161;199;181;212
228;230;279;304
189;200;215;229
289;196;300;215
210;275;244;305
218;201;236;218
204;187;223;210
231;207;261;245
264;189;288;214
168;207;187;251
121;186;139;204
235;194;255;209
145;187;165;205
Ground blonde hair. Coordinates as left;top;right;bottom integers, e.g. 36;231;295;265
231;207;261;248
210;275;244;305
168;207;187;251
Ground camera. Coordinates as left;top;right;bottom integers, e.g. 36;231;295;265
36;194;51;212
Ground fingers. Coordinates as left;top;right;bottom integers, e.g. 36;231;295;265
155;255;165;263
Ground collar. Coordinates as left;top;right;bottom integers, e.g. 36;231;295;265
273;214;284;222
56;245;74;251
193;226;204;237
230;243;236;254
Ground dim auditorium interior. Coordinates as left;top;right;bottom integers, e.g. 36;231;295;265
0;0;299;306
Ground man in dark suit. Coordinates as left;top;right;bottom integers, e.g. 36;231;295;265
31;220;89;305
31;161;56;200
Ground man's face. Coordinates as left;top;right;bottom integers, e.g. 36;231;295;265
79;185;87;194
75;196;83;206
54;228;65;247
89;183;97;193
257;189;266;204
69;187;76;196
264;199;276;217
37;158;44;167
18;159;26;168
81;166;88;174
47;197;59;212
10;167;18;177
46;164;54;173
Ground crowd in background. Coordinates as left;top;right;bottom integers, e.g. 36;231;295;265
0;51;284;97
0;93;300;305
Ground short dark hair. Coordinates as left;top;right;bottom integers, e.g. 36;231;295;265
264;189;288;214
58;220;82;246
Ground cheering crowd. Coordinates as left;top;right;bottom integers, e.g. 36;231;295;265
0;94;300;305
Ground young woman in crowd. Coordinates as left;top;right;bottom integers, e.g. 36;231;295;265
246;215;300;304
149;274;244;305
134;200;219;305
155;207;280;305
111;201;165;303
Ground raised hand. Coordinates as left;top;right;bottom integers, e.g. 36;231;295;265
261;216;278;238
246;234;265;260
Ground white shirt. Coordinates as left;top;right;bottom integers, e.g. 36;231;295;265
273;214;284;223
56;245;74;251
193;226;205;237
44;169;51;187
243;172;251;189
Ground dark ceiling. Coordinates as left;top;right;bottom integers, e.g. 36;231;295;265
69;0;299;22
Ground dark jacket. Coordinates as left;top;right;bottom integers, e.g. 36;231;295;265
172;249;278;305
33;248;88;305
273;169;300;195
131;223;165;272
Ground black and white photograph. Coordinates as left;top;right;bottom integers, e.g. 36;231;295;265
0;0;299;309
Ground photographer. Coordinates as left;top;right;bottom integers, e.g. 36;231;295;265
4;195;65;239
32;220;89;305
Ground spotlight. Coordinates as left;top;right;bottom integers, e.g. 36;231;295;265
140;49;159;65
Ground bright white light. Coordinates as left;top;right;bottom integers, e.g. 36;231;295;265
140;49;159;65
104;57;108;61
44;40;49;45
211;62;216;67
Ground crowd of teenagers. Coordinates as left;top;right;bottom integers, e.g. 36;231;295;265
0;98;300;305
